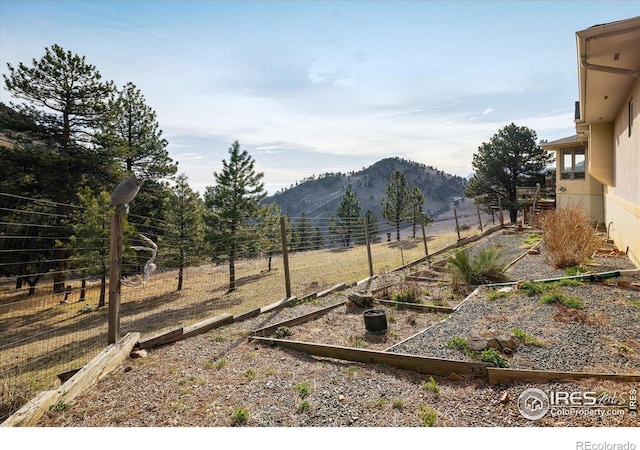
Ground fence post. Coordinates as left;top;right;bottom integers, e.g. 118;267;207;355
476;205;483;232
364;217;374;277
498;197;504;225
454;208;461;240
279;216;292;298
420;215;430;267
108;208;124;344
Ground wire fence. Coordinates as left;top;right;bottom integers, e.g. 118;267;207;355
0;191;497;421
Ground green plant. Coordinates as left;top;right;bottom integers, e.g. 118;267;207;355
487;291;511;301
565;265;588;276
343;366;358;376
293;381;312;398
391;281;422;303
274;326;293;338
611;343;634;354
366;397;387;408
449;247;505;287
517;281;544;296
49;400;71;412
243;368;256;380
348;336;365;348
297;401;311;412
480;348;510;368
231;407;250;425
446;336;469;352
540;291;583;309
421;377;440;396
214;358;228;370
418;404;437;426
392;399;404;409
512;328;545;347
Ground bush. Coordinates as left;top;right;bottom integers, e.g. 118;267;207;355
540;291;584;310
480;348;510;368
537;208;601;269
449;247;506;287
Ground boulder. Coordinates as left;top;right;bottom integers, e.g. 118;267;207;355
347;291;374;308
468;328;519;354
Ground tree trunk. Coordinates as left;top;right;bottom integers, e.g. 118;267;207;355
267;254;272;272
25;275;40;296
15;276;24;289
228;254;236;293
395;221;401;241
98;274;106;308
177;265;183;291
79;279;86;302
510;208;518;224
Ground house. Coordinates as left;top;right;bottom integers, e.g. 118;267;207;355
543;16;640;267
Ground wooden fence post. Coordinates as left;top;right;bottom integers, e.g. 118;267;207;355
108;208;124;344
364;217;374;277
454;208;461;240
420;215;430;267
476;205;483;232
280;216;292;298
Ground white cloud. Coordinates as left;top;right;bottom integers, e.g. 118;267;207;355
483;108;494;115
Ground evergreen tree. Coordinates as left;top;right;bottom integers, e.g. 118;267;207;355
164;173;206;291
3;44;115;292
381;170;411;241
291;213;315;251
465;123;552;223
256;203;285;272
408;186;425;238
356;209;380;245
329;185;361;247
203;141;266;292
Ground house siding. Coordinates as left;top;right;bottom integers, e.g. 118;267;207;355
605;78;640;266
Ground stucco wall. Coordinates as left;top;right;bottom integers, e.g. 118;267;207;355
605;78;640;268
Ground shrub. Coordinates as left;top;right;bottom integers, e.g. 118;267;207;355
540;291;584;310
480;348;510;368
293;381;312;398
421;377;440;396
418;404;438;426
231;407;250;425
274;326;293;339
446;336;469;352
565;265;588;277
449;247;505;287
391;282;422;303
512;328;545;347
537;208;601;269
517;281;545;296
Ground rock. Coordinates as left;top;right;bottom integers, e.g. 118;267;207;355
527;249;541;255
499;392;509;404
130;349;148;359
448;372;464;382
347;291;374;308
124;366;133;373
468;328;519;354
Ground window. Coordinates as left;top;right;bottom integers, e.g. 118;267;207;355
561;146;585;180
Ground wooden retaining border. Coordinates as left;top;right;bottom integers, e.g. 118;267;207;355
376;299;454;314
1;332;139;427
251;300;347;337
250;336;490;378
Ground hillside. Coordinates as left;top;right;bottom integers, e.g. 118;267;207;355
262;157;468;221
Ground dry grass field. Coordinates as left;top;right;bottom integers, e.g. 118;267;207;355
1;229;470;421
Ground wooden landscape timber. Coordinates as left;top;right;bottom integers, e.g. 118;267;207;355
250;336;490;377
251;300;347;337
1;332;139;427
376;298;455;314
487;367;640;384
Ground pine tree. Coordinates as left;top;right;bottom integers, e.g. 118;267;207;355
256;203;285;272
204;141;265;292
329;185;361;247
3;44;115;292
465;123;552;223
381;170;411;241
408;186;425;238
164;173;206;291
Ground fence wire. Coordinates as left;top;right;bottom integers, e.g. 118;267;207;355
0;191;497;421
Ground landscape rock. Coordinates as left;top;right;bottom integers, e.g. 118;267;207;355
347;291;374;308
468;328;519;354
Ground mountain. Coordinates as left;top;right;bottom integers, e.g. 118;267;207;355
262;157;468;221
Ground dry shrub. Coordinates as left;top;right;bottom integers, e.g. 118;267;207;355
537;208;601;269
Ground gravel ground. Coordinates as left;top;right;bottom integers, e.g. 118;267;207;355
34;228;640;428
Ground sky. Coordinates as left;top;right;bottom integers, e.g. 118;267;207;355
1;1;639;195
